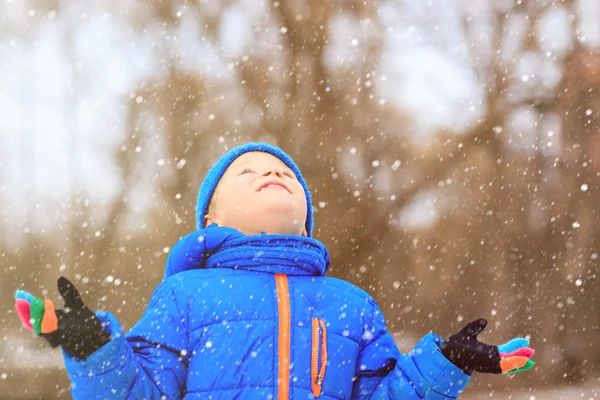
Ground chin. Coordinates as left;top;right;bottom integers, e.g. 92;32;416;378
257;211;305;236
259;197;299;214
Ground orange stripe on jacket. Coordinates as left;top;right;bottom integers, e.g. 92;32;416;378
275;274;291;400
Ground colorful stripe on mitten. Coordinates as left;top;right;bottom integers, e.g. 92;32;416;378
42;299;58;334
499;346;535;358
15;290;58;335
498;338;530;354
505;359;535;374
497;338;536;374
15;290;34;331
30;297;45;334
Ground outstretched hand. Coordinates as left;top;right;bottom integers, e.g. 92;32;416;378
439;318;535;375
15;277;110;360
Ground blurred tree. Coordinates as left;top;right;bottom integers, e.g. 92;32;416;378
1;0;599;397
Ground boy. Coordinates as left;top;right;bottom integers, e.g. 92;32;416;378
15;143;534;399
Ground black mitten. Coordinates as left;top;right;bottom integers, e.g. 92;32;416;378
15;277;111;360
439;318;535;375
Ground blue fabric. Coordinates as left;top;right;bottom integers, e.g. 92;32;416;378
164;224;330;279
195;143;314;237
63;226;471;399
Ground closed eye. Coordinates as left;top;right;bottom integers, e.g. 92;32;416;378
240;168;254;175
282;170;295;179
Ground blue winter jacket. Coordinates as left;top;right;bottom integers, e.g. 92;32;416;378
62;234;470;399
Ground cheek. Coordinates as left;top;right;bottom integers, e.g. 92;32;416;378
299;198;308;215
293;182;306;198
224;177;253;195
215;181;253;212
237;176;257;191
293;190;308;213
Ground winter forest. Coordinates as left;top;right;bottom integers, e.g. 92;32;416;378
1;0;599;398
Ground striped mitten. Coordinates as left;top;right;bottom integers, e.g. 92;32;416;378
15;277;110;360
439;318;535;375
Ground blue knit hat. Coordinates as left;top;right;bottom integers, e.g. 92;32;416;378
196;143;314;237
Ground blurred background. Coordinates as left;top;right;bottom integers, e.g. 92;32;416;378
1;0;599;398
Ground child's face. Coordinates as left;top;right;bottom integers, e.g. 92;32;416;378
204;151;308;236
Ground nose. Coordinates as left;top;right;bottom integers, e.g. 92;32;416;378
263;169;283;178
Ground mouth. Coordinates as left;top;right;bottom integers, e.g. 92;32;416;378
258;180;290;193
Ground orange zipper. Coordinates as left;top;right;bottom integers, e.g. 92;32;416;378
311;318;327;397
275;274;291;400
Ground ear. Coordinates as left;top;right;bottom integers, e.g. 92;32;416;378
204;214;216;227
301;229;307;237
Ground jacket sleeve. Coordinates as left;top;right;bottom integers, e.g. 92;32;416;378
351;300;471;399
62;282;189;400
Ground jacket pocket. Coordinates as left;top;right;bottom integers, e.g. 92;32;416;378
311;317;328;398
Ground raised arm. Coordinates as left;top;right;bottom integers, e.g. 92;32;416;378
351;301;535;399
351;300;471;399
16;278;189;399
